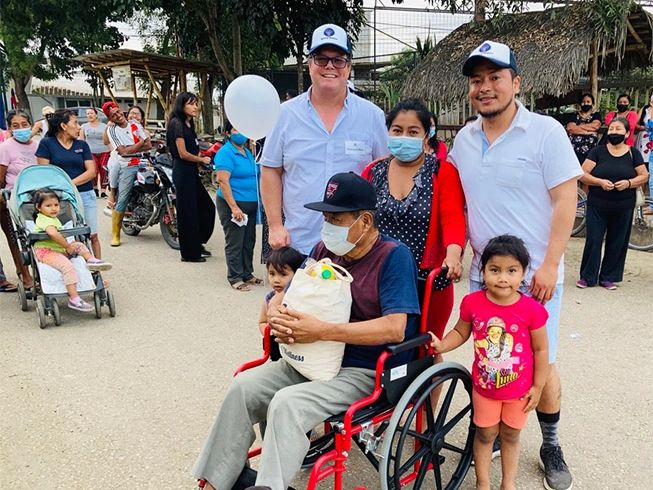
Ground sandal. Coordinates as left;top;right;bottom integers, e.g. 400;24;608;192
231;281;251;292
0;282;18;292
244;276;264;286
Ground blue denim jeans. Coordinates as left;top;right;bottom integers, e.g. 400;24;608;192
115;165;138;213
78;190;98;234
470;280;563;364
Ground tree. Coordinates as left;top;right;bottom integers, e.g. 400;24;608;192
0;0;137;116
272;0;367;92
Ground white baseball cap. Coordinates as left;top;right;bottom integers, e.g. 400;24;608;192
462;40;518;76
308;24;351;55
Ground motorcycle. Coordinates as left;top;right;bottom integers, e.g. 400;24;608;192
121;151;180;250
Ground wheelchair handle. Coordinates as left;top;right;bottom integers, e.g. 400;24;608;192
385;333;432;356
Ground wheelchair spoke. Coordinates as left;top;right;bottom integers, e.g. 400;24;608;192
407;428;432;443
432;454;444;490
422;387;435;431
442;441;466;454
434;378;457;430
441;403;471;436
397;445;430;476
413;450;432;488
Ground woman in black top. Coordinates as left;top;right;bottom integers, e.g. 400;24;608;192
166;92;215;262
577;117;649;289
566;93;602;163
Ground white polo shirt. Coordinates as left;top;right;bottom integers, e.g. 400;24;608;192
448;101;582;284
261;89;388;255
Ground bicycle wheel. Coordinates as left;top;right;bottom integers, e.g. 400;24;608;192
629;198;653;251
571;187;587;237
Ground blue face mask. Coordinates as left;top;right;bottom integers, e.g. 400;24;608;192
230;133;249;146
12;128;32;143
428;126;436;139
388;136;424;163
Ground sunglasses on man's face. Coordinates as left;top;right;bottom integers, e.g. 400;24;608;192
311;55;350;69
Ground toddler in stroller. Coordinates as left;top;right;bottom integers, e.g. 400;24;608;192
32;188;112;311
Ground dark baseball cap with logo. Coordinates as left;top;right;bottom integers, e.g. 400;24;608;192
304;172;377;213
462;40;519;76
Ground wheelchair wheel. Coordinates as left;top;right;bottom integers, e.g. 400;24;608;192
93;292;102;319
106;290;116;318
379;361;474;490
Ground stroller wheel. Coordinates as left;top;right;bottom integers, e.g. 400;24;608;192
36;297;47;329
93;292;102;319
51;299;61;326
106;290;116;318
17;282;28;312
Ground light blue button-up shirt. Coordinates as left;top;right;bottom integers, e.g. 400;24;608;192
261;89;388;254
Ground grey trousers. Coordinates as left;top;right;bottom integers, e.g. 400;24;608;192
0;256;6;282
192;360;375;490
216;197;258;285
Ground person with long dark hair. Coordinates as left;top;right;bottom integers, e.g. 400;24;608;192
35;109;103;258
166;92;215;262
577;117;649;289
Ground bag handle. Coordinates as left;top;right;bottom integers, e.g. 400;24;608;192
304;258;354;283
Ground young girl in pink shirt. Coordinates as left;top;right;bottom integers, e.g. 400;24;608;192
431;235;549;490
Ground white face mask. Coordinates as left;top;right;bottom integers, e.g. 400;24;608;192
320;215;364;256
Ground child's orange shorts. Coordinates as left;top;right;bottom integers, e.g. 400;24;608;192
472;390;529;429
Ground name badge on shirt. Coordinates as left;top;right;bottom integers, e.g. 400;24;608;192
74;149;84;153
345;140;369;156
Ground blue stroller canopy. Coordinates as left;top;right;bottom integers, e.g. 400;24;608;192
9;165;85;220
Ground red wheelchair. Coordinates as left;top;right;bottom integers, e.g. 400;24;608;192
199;267;475;490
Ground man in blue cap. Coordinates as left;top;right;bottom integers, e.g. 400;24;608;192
260;23;388;259
193;172;419;490
449;40;579;490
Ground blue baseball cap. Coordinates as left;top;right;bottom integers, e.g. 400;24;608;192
462;40;518;76
308;24;352;55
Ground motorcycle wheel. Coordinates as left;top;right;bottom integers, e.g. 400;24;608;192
159;208;180;250
121;221;141;236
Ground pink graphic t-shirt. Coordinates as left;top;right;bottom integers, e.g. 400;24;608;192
460;291;548;401
0;138;38;190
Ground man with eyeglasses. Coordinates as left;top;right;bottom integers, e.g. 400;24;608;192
260;23;388;257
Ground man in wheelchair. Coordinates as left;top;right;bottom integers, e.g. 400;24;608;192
193;172;421;490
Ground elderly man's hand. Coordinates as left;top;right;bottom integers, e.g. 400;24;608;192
269;306;327;344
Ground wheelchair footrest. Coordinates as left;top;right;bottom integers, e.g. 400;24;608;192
231;466;297;490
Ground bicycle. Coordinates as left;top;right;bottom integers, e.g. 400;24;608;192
571;186;587;236
629;197;653;251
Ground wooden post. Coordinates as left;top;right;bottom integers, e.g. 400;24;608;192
180;70;187;92
97;70;117;104
145;84;153;124
144;63;169;117
590;38;599;105
131;74;138;105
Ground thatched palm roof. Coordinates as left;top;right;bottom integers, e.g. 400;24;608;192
403;3;653;103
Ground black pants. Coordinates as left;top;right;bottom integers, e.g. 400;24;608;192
172;161;215;260
216;196;258;284
580;205;633;286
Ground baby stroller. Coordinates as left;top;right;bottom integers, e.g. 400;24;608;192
7;165;116;328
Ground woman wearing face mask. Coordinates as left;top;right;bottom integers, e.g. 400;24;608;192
577;118;649;290
361;98;465;301
566;93;602;163
605;94;638;147
426;112;448;163
0;110;37;289
214;120;260;291
36;109;102;259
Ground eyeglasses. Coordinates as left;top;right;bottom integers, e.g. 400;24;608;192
311;55;350;69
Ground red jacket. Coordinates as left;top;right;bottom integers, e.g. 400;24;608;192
361;156;466;270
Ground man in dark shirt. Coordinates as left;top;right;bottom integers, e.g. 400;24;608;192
193;172;420;490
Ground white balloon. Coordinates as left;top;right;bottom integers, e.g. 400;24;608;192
224;75;281;140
